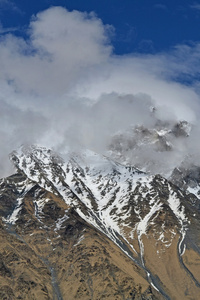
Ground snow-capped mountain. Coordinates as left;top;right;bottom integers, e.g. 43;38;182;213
107;120;192;176
0;144;199;299
107;120;200;201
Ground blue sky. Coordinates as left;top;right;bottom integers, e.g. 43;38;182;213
1;0;200;54
1;1;200;176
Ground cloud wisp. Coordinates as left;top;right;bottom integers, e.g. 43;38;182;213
190;3;200;11
0;0;22;14
1;6;200;177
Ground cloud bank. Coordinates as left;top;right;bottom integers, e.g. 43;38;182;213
1;6;200;177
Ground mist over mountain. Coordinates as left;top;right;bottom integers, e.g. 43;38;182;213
1;6;200;178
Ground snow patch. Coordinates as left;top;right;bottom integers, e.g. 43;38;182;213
74;234;85;247
55;211;69;231
137;201;162;235
3;182;34;224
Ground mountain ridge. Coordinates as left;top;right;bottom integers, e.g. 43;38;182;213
0;144;200;299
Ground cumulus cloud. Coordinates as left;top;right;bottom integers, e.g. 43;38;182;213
0;7;112;100
1;6;200;177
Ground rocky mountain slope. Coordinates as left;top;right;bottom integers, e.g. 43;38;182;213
0;145;200;299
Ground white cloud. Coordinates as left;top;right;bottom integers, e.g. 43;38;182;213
0;7;112;100
1;6;200;177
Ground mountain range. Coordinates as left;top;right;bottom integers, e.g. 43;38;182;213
0;128;200;299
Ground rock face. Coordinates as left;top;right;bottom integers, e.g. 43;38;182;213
0;145;200;299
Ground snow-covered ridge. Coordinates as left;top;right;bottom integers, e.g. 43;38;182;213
10;145;148;234
8;144;194;295
9;145;189;245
